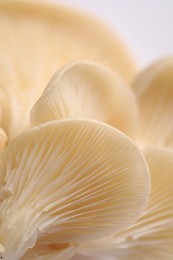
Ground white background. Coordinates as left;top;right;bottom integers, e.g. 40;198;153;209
52;0;173;69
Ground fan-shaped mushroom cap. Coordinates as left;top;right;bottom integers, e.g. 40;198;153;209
0;0;136;84
31;61;139;137
133;57;173;148
0;0;137;139
0;119;150;259
79;147;173;259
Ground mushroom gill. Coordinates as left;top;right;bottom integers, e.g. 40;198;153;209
30;61;139;138
0;119;150;259
0;0;137;139
133;57;173;148
78;147;173;260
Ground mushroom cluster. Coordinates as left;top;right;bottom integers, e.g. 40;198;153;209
1;58;173;260
0;1;173;260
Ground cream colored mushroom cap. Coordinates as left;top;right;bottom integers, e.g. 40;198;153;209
78;147;173;260
133;57;173;148
0;0;137;84
0;119;150;259
31;61;139;137
0;0;137;139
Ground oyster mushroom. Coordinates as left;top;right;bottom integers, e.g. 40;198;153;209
0;119;150;259
0;0;137;139
0;0;136;83
31;61;138;138
133;57;173;148
78;147;173;259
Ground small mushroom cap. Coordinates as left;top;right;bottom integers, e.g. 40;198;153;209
0;119;150;258
133;57;173;148
31;61;139;137
79;147;173;259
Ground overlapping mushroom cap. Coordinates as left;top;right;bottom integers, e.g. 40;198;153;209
78;147;173;260
0;0;136;82
133;57;173;148
0;2;173;259
0;120;150;259
0;0;137;140
71;57;173;259
31;61;138;138
1;55;173;259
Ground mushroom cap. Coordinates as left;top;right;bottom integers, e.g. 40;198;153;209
133;57;173;148
79;147;173;260
0;0;137;139
31;61;139;138
0;0;137;84
0;119;150;259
